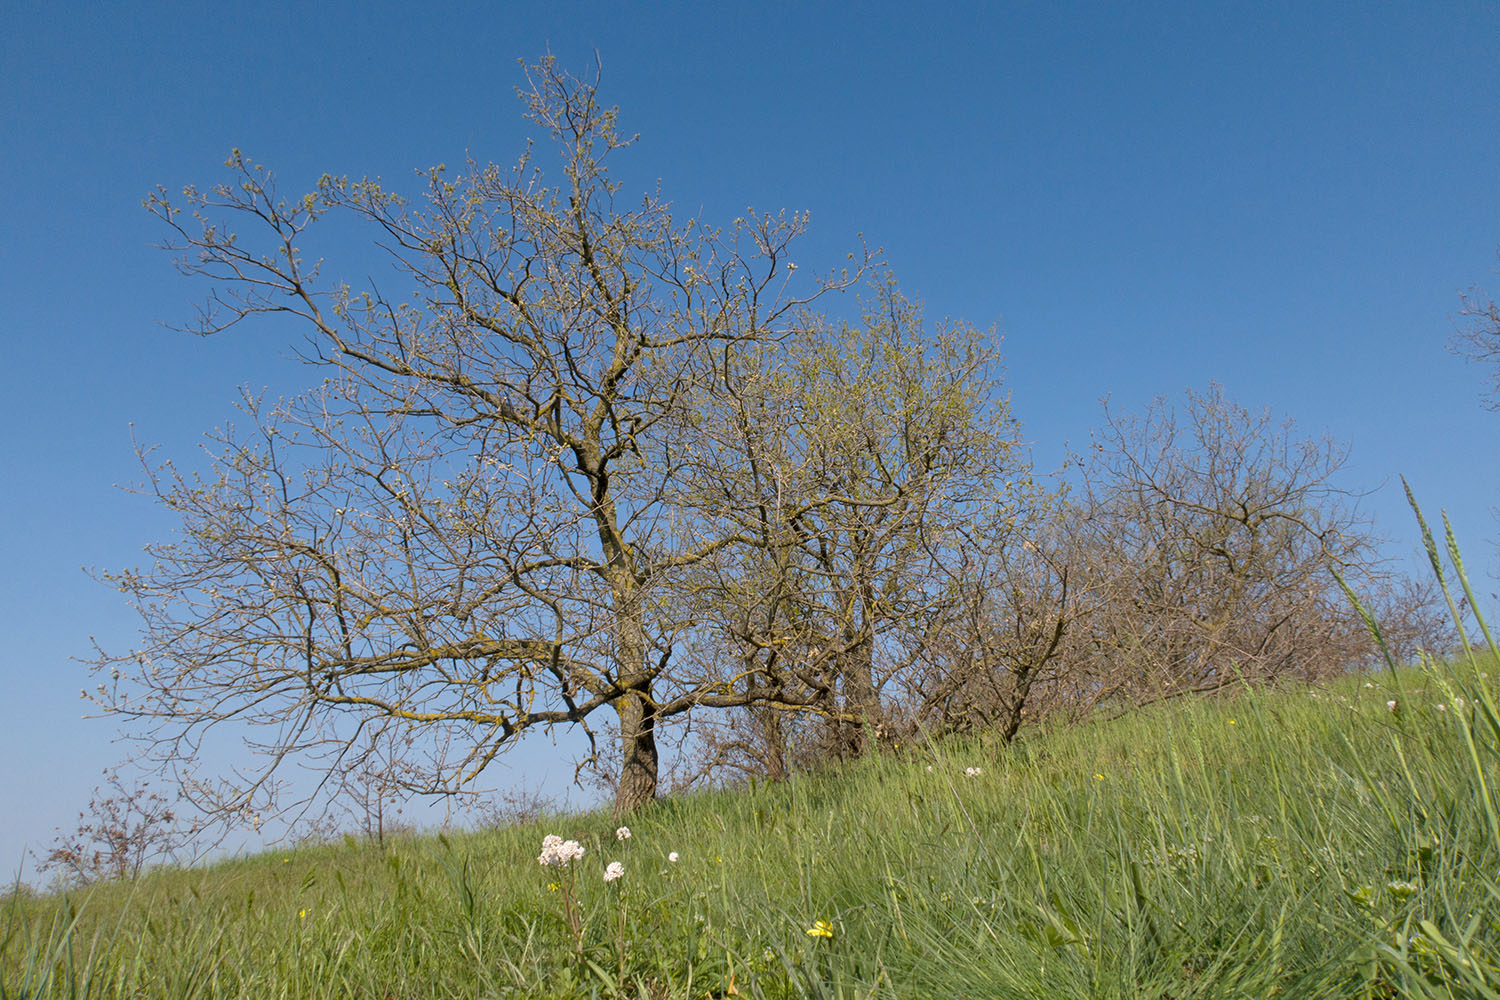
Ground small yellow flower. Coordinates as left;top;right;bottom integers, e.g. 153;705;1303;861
298;908;308;920
806;919;834;939
282;857;291;863
546;881;561;892
1228;719;1236;725
1094;773;1105;781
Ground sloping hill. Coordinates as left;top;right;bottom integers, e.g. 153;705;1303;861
5;661;1498;999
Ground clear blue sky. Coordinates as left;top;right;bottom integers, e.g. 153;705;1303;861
3;2;1498;881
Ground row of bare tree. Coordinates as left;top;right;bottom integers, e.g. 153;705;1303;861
667;381;1449;788
89;60;1449;845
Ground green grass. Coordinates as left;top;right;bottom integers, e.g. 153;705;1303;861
5;656;1500;999
9;500;1500;999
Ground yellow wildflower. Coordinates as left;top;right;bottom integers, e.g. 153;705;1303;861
806;920;834;939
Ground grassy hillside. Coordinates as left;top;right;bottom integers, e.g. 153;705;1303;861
5;654;1500;999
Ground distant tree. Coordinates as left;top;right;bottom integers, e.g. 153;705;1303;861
342;722;420;847
1451;249;1500;411
468;781;558;831
93;58;868;828
912;388;1451;737
39;771;185;885
1062;385;1449;709
1448;249;1500;564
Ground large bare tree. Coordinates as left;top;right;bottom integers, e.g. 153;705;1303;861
668;283;1030;776
93;59;867;824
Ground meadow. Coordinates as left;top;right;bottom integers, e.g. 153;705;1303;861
4;645;1499;999
8;512;1500;1000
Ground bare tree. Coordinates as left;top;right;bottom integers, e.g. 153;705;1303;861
1063;385;1444;709
1451;249;1500;411
468;781;559;831
909;481;1098;742
93;58;868;827
912;386;1451;742
341;722;421;847
39;772;186;885
669;377;1445;782
670;282;1029;775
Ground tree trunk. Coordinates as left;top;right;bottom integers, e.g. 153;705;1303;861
590;438;660;813
756;703;789;780
999;659;1035;745
614;683;658;812
836;633;878;759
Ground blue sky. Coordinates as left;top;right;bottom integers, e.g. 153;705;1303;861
3;2;1498;881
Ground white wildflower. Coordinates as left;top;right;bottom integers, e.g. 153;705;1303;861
616;826;631;841
1387;700;1398;712
538;835;586;868
964;767;983;778
668;851;679;863
1436;703;1447;712
604;861;624;882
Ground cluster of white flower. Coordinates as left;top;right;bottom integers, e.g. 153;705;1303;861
1387;700;1398;712
536;828;679;885
537;834;586;868
964;767;983;778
